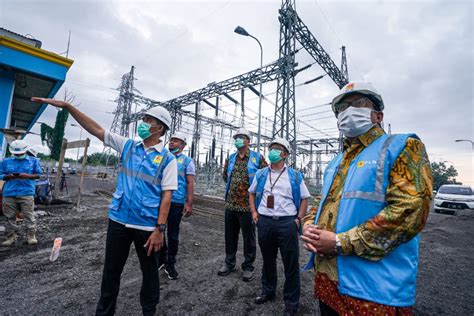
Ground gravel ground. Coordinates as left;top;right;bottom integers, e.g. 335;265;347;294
0;179;473;315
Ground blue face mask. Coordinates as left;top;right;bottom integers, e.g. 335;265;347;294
268;149;283;163
137;122;152;140
170;147;180;154
234;138;245;149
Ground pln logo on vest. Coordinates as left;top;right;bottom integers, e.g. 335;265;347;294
357;160;377;168
153;156;163;165
251;157;257;163
177;158;184;164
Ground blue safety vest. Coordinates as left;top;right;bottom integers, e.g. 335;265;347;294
171;153;193;204
0;156;42;197
254;166;303;211
303;133;420;306
108;140;175;228
225;150;261;200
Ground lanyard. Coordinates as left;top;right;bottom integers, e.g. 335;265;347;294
269;167;286;193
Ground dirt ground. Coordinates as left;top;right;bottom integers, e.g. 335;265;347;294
0;178;473;315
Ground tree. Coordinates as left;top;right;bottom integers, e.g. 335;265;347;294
431;161;461;191
40;90;75;160
79;152;119;166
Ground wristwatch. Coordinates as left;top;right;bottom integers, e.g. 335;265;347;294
156;223;167;232
335;235;343;255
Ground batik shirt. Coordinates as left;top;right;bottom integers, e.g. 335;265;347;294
223;149;267;212
303;126;433;314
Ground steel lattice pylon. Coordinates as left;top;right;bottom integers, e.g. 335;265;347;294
110;0;349;174
273;0;298;163
110;66;139;137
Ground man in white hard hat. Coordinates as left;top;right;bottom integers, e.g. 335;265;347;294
301;81;433;315
218;127;267;282
249;137;310;316
31;97;177;316
158;131;195;280
0;139;43;246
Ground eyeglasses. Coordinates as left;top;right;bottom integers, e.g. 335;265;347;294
335;97;373;116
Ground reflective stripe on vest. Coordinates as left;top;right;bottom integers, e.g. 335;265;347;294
303;134;420;306
172;153;192;204
108;140;174;228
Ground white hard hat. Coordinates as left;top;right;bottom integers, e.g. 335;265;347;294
233;127;251;139
331;81;384;116
9;139;29;155
27;148;38;157
269;137;291;154
170;131;187;145
144;106;172;130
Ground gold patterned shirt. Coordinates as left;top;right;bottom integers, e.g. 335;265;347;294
303;126;433;282
223;148;267;212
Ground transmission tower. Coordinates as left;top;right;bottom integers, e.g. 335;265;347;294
110;66;138;137
273;0;298;161
341;46;348;81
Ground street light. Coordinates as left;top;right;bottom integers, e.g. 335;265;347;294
234;25;264;152
71;123;83;162
455;139;474;150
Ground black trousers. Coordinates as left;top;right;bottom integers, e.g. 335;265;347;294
257;215;300;310
96;220;160;316
224;209;256;271
159;202;184;266
319;300;339;316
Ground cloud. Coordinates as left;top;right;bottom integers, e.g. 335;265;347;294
2;0;472;184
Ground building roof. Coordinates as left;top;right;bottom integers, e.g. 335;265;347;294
0;27;42;48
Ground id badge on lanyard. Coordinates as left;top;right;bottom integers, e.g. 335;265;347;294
267;167;286;209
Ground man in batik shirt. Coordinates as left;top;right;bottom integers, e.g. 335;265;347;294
302;81;433;316
218;127;267;282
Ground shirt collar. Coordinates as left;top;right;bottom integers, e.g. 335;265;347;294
136;139;165;153
270;163;287;172
343;125;385;149
237;148;250;158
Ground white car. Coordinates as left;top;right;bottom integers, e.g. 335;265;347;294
434;184;474;214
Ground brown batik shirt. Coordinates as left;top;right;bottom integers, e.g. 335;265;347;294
223;148;267;212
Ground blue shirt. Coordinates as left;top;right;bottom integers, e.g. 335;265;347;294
0;156;42;197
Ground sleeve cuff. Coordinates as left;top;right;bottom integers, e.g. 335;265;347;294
161;185;178;191
337;232;354;256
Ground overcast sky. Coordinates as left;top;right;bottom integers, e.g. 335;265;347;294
1;0;473;185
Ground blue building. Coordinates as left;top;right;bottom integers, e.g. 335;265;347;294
0;28;73;157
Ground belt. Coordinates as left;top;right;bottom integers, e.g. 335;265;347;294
260;214;296;220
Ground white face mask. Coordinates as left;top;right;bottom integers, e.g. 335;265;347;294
337;107;374;138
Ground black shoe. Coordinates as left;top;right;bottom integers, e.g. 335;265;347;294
242;270;254;282
165;265;178;280
217;264;236;276
254;294;275;305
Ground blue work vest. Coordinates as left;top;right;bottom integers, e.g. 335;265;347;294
254;166;303;211
0;156;42;197
225;150;261;200
303;133;420;307
108;140;175;228
171;153;192;204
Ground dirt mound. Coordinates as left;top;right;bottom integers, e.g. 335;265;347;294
0;188;473;315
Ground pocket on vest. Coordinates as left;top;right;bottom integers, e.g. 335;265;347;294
140;196;161;218
110;190;124;211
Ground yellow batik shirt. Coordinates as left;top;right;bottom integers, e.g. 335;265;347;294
303;126;433;281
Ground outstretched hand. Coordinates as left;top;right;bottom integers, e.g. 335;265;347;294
31;97;71;109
